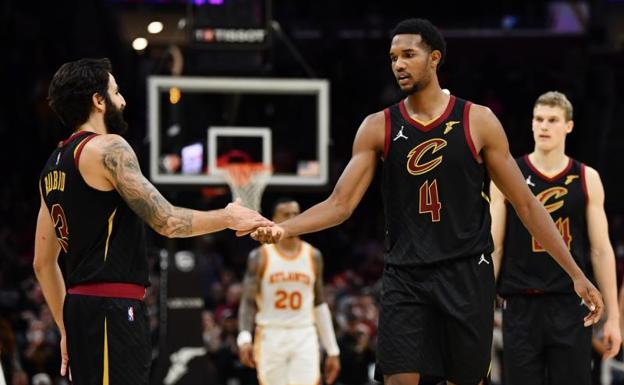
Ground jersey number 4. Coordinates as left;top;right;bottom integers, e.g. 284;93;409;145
51;204;69;253
532;217;572;252
419;180;441;222
274;290;302;310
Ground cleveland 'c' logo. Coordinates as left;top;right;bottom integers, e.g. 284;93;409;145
536;186;568;213
406;138;448;176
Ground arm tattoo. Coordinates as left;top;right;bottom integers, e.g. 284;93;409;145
313;248;325;306
239;249;261;333
101;137;193;237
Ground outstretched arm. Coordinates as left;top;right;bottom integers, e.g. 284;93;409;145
472;105;602;324
237;248;263;368
585;166;620;357
251;112;385;242
311;249;340;384
82;134;271;238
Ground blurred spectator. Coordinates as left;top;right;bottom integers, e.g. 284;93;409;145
0;272;21;320
337;313;375;385
21;318;58;377
0;317;27;385
214;309;246;385
195;235;226;307
202;310;222;354
215;283;242;323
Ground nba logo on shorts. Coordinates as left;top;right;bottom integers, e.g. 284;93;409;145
128;306;134;322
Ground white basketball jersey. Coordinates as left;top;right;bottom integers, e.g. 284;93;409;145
255;241;316;327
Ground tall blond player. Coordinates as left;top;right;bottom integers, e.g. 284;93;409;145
491;91;621;385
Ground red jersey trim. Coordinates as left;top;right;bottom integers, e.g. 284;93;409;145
383;108;391;159
59;130;92;148
68;282;146;300
580;163;589;206
463;101;480;163
399;95;456;132
523;155;573;183
74;133;99;169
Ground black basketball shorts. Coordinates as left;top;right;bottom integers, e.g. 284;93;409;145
502;294;592;385
376;253;495;385
63;294;151;385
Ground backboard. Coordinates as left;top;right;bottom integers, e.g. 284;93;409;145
147;76;329;186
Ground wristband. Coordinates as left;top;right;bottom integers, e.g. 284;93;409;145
314;303;340;356
236;330;252;347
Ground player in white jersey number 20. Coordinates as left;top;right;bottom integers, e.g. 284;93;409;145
238;198;341;385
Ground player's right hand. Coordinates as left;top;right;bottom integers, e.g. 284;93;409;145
573;275;603;326
250;225;285;244
238;343;255;368
225;198;273;232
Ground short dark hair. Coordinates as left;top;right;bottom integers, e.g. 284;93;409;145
48;58;112;129
271;197;297;218
391;18;446;67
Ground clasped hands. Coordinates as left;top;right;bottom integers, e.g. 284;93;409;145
225;198;285;244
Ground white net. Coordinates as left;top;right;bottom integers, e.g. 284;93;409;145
222;163;272;211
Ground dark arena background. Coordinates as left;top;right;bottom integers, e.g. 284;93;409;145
3;1;624;384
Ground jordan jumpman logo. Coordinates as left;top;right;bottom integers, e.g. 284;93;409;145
393;126;408;141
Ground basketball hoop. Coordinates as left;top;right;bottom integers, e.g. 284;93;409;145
221;163;272;211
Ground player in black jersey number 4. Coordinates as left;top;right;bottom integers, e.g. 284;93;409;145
33;58;272;385
248;19;604;385
491;91;620;385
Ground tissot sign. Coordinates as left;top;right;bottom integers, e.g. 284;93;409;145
194;27;267;44
190;0;271;49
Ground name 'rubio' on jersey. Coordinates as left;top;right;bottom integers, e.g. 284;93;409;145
39;131;149;287
498;156;591;295
255;242;316;328
382;95;493;266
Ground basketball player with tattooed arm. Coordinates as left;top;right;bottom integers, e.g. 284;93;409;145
247;19;603;385
491;91;620;385
237;198;341;385
34;58;272;384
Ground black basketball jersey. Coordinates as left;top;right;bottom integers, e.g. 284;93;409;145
498;155;591;295
382;95;492;266
39;131;148;287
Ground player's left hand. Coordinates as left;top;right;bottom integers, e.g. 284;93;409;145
323;355;341;384
573;275;604;326
60;332;72;381
238;343;255;368
602;318;622;359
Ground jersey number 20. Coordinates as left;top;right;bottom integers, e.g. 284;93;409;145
275;290;302;310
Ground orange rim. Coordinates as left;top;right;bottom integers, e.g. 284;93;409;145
223;163;272;187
